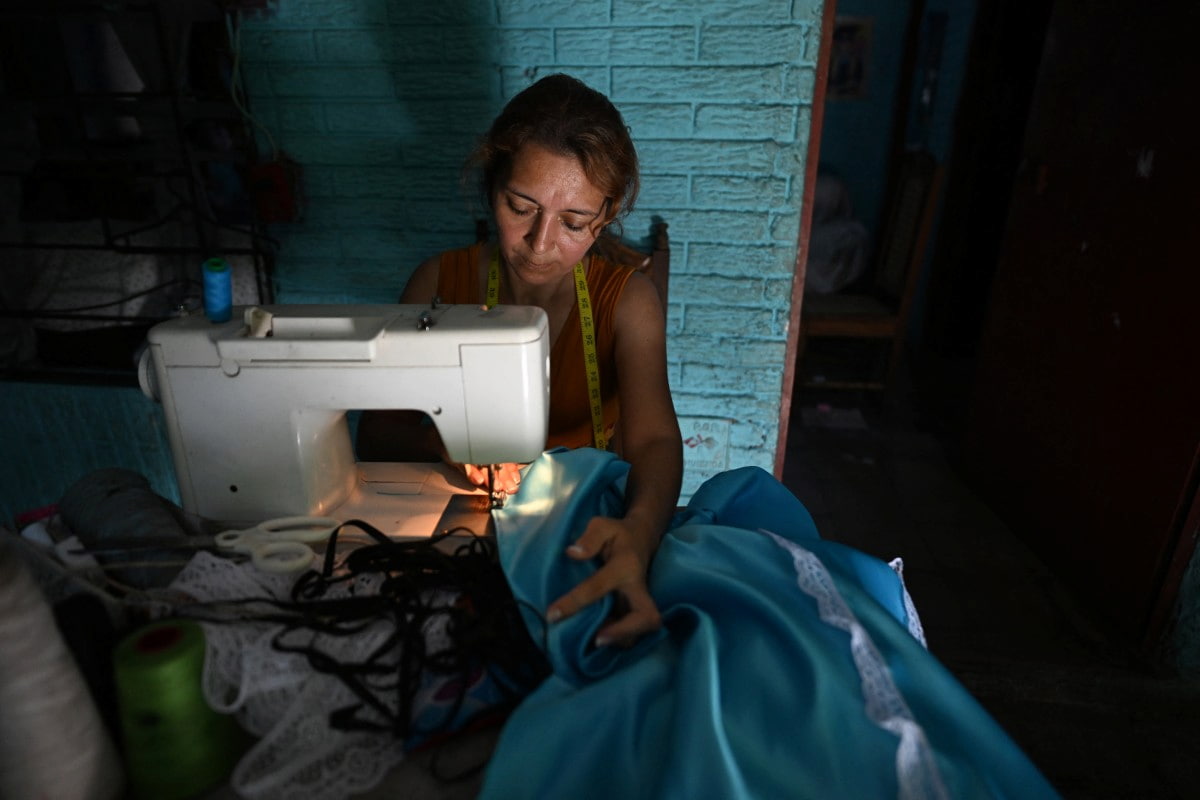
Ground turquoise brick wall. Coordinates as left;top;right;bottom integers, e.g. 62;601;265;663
0;0;825;525
239;0;826;497
0;383;181;526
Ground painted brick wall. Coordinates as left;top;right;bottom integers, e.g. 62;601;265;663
239;0;826;497
0;383;181;526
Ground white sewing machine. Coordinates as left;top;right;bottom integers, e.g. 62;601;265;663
138;303;549;536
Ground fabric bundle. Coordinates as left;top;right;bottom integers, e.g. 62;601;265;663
482;449;1059;800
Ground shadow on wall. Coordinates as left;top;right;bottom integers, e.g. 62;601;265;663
272;4;504;304
381;5;503;264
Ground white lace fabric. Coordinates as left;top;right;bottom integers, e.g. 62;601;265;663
761;530;948;800
169;552;421;800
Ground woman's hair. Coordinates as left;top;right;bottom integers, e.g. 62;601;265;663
468;73;639;230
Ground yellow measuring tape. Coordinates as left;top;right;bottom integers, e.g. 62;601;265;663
488;248;607;451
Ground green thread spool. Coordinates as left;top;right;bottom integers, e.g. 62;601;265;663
114;621;242;800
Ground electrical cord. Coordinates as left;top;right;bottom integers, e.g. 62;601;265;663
225;9;279;163
28;278;199;314
162;180;282;253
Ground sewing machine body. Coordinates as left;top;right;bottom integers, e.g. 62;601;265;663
140;304;549;533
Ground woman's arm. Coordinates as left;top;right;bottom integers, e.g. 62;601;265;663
546;271;682;646
400;256;441;304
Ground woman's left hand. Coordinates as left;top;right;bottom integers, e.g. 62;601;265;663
545;515;662;648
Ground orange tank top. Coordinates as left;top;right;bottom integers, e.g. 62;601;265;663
435;243;633;450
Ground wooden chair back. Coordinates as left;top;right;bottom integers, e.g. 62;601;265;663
797;151;943;393
590;221;670;315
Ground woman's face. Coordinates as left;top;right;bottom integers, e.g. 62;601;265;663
493;142;607;289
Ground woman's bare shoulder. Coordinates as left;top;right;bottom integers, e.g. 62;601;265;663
400;254;441;303
615;269;665;327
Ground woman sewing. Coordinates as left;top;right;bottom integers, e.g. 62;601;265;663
361;74;682;648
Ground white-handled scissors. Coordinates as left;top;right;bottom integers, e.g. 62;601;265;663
214;516;341;574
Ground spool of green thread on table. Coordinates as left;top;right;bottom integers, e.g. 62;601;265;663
114;620;242;800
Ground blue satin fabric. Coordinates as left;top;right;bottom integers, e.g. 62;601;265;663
483;449;1059;799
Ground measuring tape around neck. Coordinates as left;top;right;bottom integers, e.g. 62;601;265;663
488;247;607;451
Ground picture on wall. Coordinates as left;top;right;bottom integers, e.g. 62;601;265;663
828;17;872;99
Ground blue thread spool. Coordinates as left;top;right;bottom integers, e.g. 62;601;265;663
203;257;232;323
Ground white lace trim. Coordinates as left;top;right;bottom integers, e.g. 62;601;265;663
888;557;929;649
761;530;949;800
169;552;412;800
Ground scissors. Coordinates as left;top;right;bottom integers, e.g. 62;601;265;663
69;515;341;574
213;516;341;573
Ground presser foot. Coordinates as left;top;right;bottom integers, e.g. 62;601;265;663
486;464;507;509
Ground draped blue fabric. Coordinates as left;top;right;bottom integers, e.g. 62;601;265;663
482;449;1059;800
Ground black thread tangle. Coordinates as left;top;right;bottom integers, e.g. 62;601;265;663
180;519;550;776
